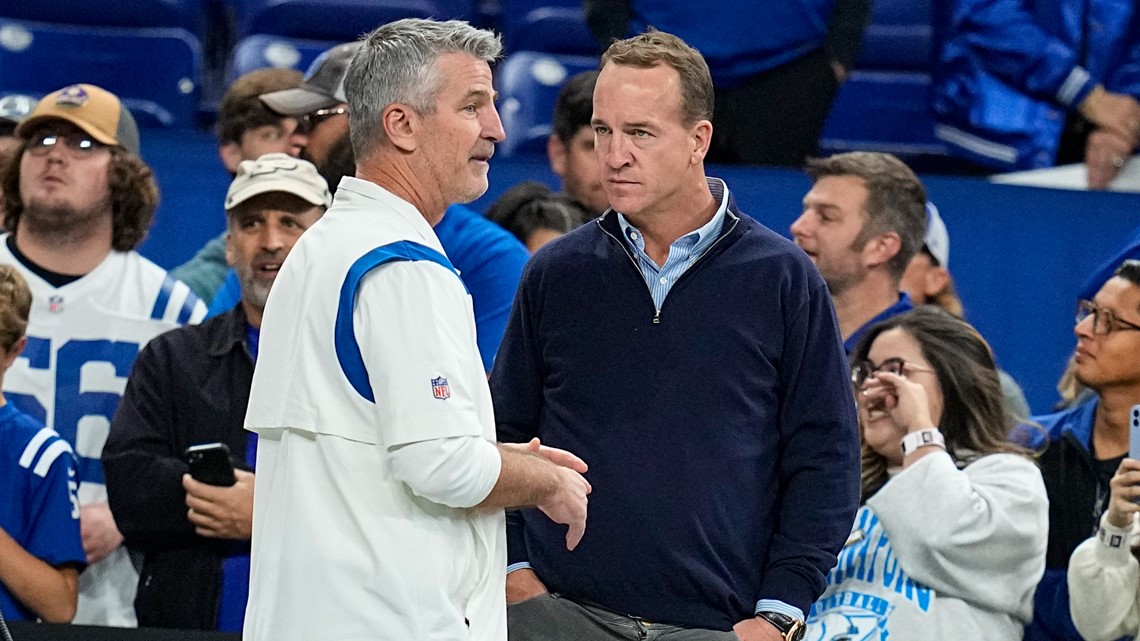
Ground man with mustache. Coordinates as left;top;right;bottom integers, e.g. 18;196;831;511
102;154;330;631
0;84;206;626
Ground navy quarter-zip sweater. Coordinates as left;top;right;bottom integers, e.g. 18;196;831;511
491;193;861;631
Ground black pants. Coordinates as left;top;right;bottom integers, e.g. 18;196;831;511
707;48;840;167
507;593;739;641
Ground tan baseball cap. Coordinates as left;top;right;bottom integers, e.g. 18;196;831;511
225;153;332;211
15;84;140;155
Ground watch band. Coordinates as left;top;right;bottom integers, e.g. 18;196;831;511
756;611;806;641
900;428;945;457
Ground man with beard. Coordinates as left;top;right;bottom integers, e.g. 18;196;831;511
171;68;308;302
0;83;207;626
789;151;927;354
102;154;329;631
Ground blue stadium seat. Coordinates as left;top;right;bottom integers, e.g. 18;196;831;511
232;0;474;40
228;34;340;82
820;72;945;156
856;0;932;71
819;0;949;161
0;20;202;129
497;0;596;56
495;51;597;157
0;0;206;35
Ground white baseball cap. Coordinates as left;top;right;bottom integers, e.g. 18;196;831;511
225;153;332;211
924;202;949;268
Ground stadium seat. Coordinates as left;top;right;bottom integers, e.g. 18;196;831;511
495;51;597;157
0;20;202;129
497;0;596;56
0;0;206;36
228;34;340;82
819;0;949;161
232;0;475;41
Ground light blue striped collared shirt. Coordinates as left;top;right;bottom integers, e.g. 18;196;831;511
616;178;730;311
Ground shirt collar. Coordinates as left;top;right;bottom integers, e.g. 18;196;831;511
843;292;915;355
207;304;253;357
333;176;445;254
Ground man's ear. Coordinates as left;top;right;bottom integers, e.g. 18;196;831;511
383;104;419;153
863;231;902;270
219;142;242;174
224;230;236;268
690;120;712;166
547;135;568;177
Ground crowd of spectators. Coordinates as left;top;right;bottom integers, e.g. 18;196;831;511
0;6;1137;641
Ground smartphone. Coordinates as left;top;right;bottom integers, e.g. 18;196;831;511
1131;405;1140;462
185;442;237;487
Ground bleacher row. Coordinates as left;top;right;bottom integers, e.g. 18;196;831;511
0;0;944;162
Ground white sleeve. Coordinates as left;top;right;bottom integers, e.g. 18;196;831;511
388;435;502;509
867;452;1048;620
1069;515;1140;641
354;260;488;448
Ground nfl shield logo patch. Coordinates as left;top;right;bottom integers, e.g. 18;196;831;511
431;377;451;400
48;295;64;313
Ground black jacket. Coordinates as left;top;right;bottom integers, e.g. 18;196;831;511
103;305;254;629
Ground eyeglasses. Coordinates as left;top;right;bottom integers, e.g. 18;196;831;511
26;132;107;156
299;106;348;132
1076;299;1140;336
851;357;936;388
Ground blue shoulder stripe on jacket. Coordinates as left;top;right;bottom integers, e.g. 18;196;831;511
334;241;466;403
175;289;203;325
150;275;176;320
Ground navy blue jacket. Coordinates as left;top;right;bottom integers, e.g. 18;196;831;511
933;0;1140;170
491;196;861;630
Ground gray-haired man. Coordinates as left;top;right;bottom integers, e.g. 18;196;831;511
242;20;591;641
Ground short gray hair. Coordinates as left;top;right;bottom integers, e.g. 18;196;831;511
345;18;502;161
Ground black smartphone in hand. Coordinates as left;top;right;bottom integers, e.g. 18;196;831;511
185;442;237;487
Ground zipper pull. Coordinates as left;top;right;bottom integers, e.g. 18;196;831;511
652;310;661;325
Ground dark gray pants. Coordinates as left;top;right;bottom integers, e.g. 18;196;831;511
507;593;739;641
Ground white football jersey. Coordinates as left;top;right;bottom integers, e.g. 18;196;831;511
0;235;206;626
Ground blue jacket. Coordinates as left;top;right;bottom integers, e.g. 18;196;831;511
491;194;861;630
932;0;1140;170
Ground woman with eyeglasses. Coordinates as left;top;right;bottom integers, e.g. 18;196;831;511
807;306;1047;640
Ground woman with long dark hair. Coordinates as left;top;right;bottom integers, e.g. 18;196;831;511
807;306;1047;640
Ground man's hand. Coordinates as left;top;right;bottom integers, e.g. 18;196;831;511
80;503;124;564
183;469;255;539
507;437;588;474
536;465;591;551
1085;128;1135;190
505;568;549;604
1079;86;1140;147
830;59;848;84
733;616;789;641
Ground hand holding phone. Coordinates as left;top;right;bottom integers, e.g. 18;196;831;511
185;442;237;487
1128;405;1140;505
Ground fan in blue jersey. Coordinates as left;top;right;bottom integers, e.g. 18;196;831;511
0;84;206;626
0;264;85;623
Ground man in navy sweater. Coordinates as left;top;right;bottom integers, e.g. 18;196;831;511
491;30;861;641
